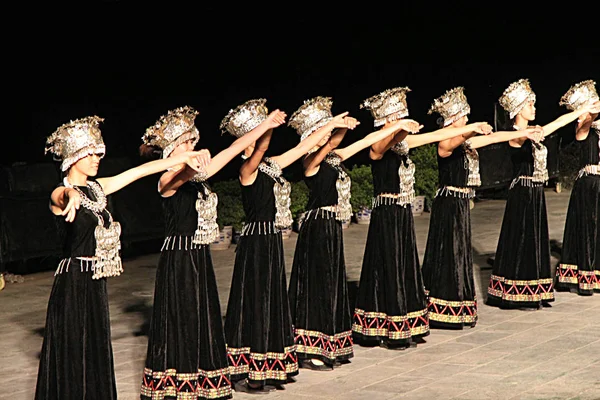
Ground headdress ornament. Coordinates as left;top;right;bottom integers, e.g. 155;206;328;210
45;116;106;171
288;96;334;141
142;106;199;158
220;98;269;138
360;87;411;127
559;80;598;111
498;79;536;119
428;87;471;126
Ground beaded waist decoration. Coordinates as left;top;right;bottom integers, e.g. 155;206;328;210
436;186;475;199
577;164;600;178
510;176;546;189
240;221;279;236
304;207;338;221
54;257;110;276
372;192;415;208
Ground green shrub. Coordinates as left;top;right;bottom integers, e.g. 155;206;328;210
211;179;245;232
558;141;581;190
290;180;309;218
347;164;374;212
410;143;439;210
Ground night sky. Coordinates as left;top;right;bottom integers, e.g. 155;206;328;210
23;3;599;182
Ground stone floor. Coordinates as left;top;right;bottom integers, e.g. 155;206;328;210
2;189;599;400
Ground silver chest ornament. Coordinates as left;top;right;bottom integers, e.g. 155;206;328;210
259;157;293;229
65;178;123;279
192;177;220;245
325;152;352;222
531;142;549;183
391;141;416;205
463;140;481;187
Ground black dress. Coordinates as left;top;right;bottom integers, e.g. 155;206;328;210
224;169;298;386
353;142;429;347
556;127;600;295
487;137;555;309
140;181;232;400
35;182;118;400
421;144;479;329
288;155;354;366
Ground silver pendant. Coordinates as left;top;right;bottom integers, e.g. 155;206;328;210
92;221;123;279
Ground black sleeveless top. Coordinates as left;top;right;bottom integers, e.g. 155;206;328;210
372;150;407;195
575;127;600;168
305;161;343;209
56;180;112;258
162;181;211;236
241;170;276;222
437;145;468;187
508;139;536;179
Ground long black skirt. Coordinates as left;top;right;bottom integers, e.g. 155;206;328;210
224;229;298;386
555;174;600;295
353;204;429;346
141;238;232;400
288;209;353;365
422;194;477;329
35;258;117;400
487;183;554;309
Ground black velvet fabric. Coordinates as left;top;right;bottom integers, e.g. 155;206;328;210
353;204;429;346
141;181;231;400
555;130;600;295
224;171;298;386
422;195;477;329
487;141;554;309
35;183;117;400
288;164;353;365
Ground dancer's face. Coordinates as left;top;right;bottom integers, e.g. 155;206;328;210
519;101;536;121
172;138;196;157
71;153;101;177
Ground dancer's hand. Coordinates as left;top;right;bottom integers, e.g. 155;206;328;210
180;150;212;172
396;119;423;134
61;188;81;223
263;109;287;130
470;122;493;135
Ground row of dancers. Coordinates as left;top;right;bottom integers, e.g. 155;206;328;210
34;78;600;399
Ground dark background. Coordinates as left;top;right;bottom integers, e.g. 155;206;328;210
21;3;599;182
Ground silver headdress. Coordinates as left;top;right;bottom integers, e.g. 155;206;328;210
559;80;598;111
220;98;269;138
499;79;536;119
428;87;471;127
142;106;199;158
45;116;106;172
288;96;333;141
360;87;411;127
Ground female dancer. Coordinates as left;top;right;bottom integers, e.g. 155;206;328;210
221;99;350;391
36;115;207;400
556;81;600;295
487;79;596;310
354;86;505;348
287;96;421;370
422;87;542;328
139;106;286;400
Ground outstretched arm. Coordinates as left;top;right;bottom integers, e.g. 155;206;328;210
574;100;600;141
542;103;599;137
370;120;423;159
407;122;491;149
469;126;543;149
273;112;356;170
335;119;420;161
437;122;493;157
160;110;286;195
239;129;274;185
302;113;355;176
97;150;210;195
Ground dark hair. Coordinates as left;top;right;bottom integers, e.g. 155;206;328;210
139;144;162;160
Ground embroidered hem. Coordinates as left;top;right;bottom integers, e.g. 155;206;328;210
425;293;477;325
226;345;298;382
556;263;600;291
140;366;232;400
352;308;429;339
294;328;353;361
487;274;555;302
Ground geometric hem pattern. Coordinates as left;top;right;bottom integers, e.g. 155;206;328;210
556;263;600;291
226;345;299;382
425;293;477;324
352;308;429;339
294;328;353;361
487;274;555;302
140;367;232;400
